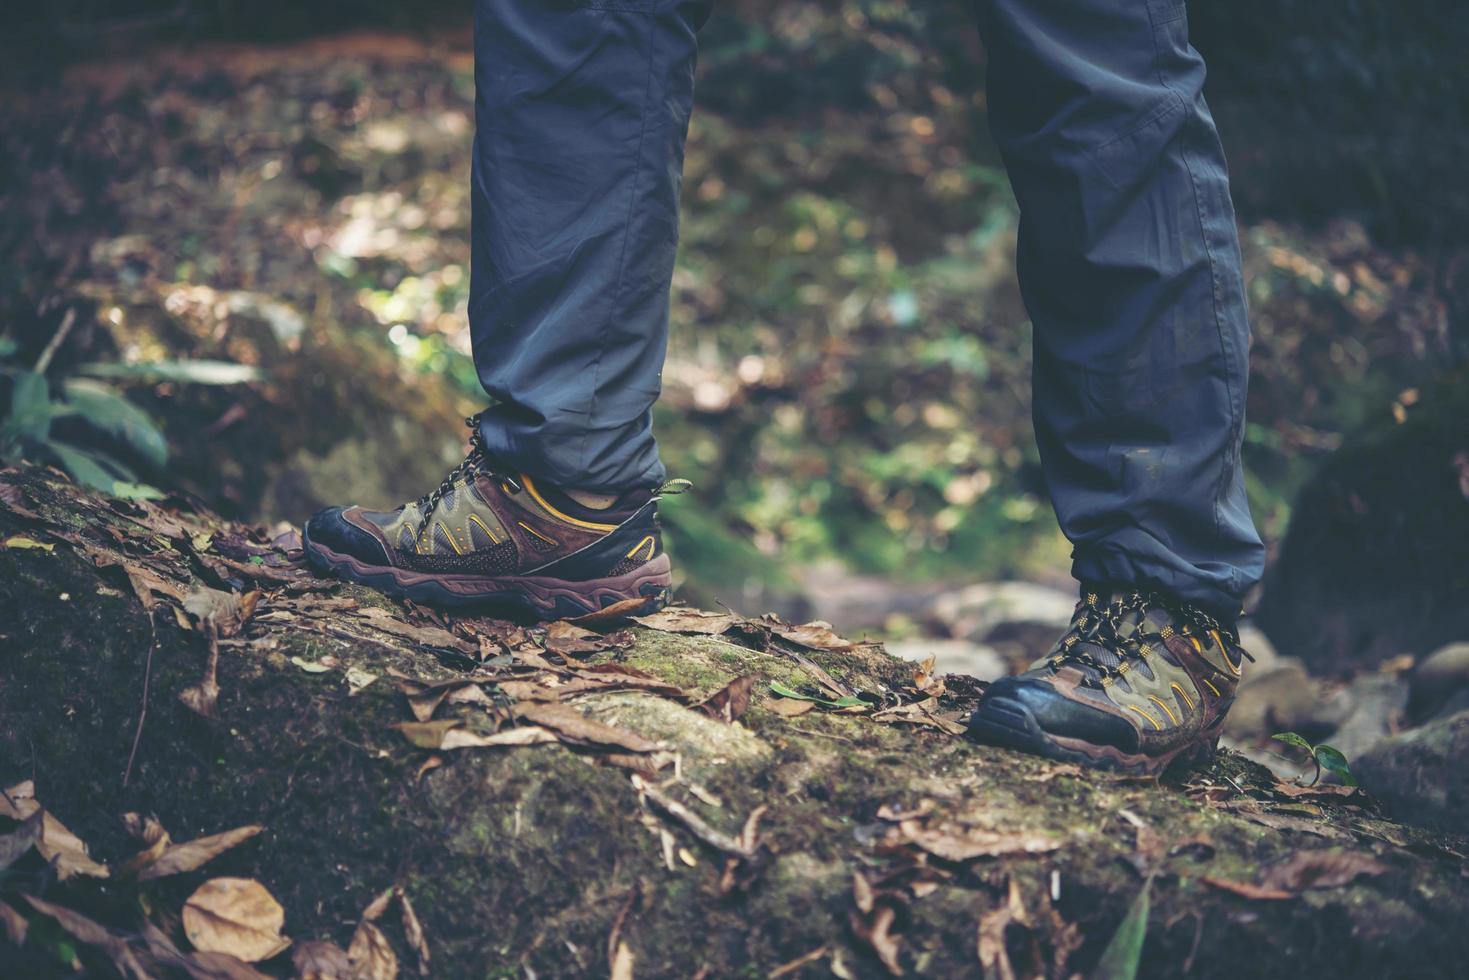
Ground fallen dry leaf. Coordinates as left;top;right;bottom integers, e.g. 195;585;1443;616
543;620;609;655
1258;850;1390;893
1270;781;1362;801
609;939;636;980
0;809;43;873
567;594;657;627
345;666;379;695
766;697;814;718
23;894;154;978
0;900;27;946
183;877;291;963
395;719;560;751
292;939;353;979
768;619;855;652
849;873;904;976
884;814;1059;863
399;889;430;977
977;878;1031;980
0;475;42;520
513;702;663;753
1;781;109;879
184;586;259;638
632;608;738;635
1199;876;1293;900
188;949;276;980
692;675;757;724
871;699;966;735
135;824;265;881
347;920;398;980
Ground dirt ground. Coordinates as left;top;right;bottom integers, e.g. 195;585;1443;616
2;464;1467;978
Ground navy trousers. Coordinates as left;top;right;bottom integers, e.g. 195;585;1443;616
469;0;1266;618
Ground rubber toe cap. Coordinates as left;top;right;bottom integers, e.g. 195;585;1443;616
304;506;390;567
979;674;1140;753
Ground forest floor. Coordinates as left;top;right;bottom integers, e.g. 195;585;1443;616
3;465;1468;979
2;19;1467;979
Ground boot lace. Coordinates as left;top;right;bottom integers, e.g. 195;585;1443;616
1049;587;1244;685
413;413;520;547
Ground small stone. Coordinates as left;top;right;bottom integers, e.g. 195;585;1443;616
1223;658;1318;740
1317;673;1409;763
927;582;1077;642
1407;642;1469;725
1236;623;1279;673
1355;709;1469;834
885;639;1008;682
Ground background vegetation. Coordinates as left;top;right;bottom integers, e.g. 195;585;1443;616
1;0;1464;621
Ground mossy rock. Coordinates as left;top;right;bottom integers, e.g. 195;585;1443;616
1256;375;1469;673
1;465;1467;978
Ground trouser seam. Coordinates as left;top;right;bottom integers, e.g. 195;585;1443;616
577;17;660;485
1146;4;1245;598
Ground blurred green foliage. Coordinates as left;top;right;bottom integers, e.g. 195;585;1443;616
0;0;1462;604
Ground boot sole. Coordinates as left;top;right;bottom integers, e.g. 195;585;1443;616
967;693;1221;777
302;536;672;621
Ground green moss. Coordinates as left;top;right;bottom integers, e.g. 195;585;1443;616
4;470;1469;978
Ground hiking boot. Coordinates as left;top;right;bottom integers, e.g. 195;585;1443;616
303;416;673;620
967;585;1249;775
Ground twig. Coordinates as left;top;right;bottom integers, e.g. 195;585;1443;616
631;776;756;859
33;308;78;375
123;608;158;787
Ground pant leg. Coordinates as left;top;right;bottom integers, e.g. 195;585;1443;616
470;0;711;492
977;0;1265;618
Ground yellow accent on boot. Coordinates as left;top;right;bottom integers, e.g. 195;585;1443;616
1147;695;1180;726
625;535;656;562
521;475;618;532
1124;704;1162;730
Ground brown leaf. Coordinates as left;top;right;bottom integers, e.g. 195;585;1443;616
1258;850;1390;893
0;809;43;873
23;894;154;979
0;475;42;520
394;719;559;751
609;940;635;980
183;877;291;963
849;873;904;976
136;825;265;881
179;676;222;719
632;608;738;635
292;939;353;979
887;817;1059;863
121;562;189;610
692;675;757;723
766;697;814;718
769;619;855;652
1;781;109;879
362;886;396;922
977;878;1030;980
0;900;27;946
399;890;430;977
184;587;259;638
513;702;662;753
1270;781;1362;801
908;654;946;698
567;595;659;627
347;920;398;980
122;812;170;846
543;620;609;655
870;699;966;735
1198;876;1294;901
353;607;474;652
413;756;444;784
188;950;276;980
